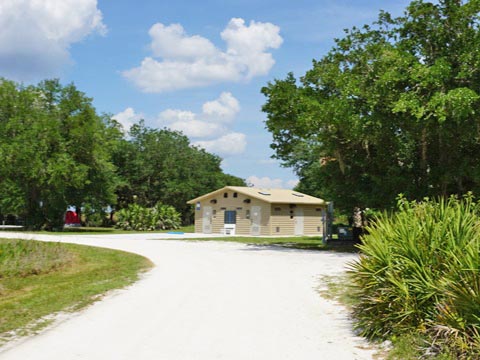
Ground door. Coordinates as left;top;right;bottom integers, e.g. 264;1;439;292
294;208;304;235
202;206;212;233
251;206;261;235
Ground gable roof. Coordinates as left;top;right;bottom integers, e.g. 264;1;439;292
187;186;326;205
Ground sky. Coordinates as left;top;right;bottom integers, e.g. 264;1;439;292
0;0;413;189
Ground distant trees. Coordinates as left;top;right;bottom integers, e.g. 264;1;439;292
262;0;480;212
0;79;244;229
112;122;245;223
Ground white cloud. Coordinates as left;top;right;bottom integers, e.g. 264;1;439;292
0;0;106;80
113;107;143;132
169;119;226;138
149;23;218;60
247;176;299;189
121;92;247;157
202;92;240;122
158;92;239;139
123;18;282;92
247;176;284;189
286;179;300;189
194;133;247;156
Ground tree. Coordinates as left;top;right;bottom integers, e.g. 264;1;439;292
262;0;480;212
0;79;118;229
112;122;245;223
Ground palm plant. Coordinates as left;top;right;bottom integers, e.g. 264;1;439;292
350;194;480;357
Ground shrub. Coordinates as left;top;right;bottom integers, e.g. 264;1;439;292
115;203;181;231
350;194;480;357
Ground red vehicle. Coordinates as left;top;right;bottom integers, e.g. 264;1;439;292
65;210;81;227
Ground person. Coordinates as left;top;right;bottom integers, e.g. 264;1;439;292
352;207;363;243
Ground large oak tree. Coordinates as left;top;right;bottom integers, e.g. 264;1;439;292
262;0;480;212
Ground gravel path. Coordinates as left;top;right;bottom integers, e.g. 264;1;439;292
0;232;376;360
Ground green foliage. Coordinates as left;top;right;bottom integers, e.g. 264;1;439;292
350;195;480;357
0;78;243;229
112;122;245;223
262;0;480;212
0;79;119;229
115;203;181;231
0;239;73;278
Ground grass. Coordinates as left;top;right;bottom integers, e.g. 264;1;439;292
0;238;152;345
174;236;359;252
318;274;359;308
13;224;195;235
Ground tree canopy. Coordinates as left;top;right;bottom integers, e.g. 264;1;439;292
0;79;244;229
0;79;118;229
113;122;244;222
262;0;480;212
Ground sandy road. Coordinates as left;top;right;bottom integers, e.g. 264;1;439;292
0;232;376;359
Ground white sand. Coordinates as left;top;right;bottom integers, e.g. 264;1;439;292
0;232;377;360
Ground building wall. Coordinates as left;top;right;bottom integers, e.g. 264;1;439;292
192;191;325;236
192;189;271;235
303;205;325;235
269;204;324;236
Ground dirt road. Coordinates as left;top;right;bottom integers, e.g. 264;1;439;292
0;233;376;359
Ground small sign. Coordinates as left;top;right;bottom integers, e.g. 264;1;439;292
196;202;201;211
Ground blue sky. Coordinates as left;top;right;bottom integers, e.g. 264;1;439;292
0;0;413;188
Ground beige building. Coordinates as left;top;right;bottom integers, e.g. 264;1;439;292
187;186;327;236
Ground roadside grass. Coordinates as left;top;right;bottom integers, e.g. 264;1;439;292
0;238;152;345
318;274;359;308
14;224;195;235
176;236;359;252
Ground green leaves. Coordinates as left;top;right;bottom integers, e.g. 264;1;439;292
262;0;480;212
0;79;118;229
115;203;181;231
350;196;480;357
113;123;245;223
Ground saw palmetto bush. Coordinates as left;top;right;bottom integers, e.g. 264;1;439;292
115;203;181;231
350;195;480;357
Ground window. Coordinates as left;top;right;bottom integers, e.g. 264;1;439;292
316;208;322;212
224;210;236;224
245;210;250;219
224;192;228;198
276;227;280;233
274;207;281;211
233;192;238;198
317;226;321;232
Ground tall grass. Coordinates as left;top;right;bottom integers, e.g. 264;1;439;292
0;239;73;278
350;195;480;357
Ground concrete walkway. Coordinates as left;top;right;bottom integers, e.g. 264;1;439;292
0;232;376;360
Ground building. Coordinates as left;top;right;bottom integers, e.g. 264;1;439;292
187;186;327;236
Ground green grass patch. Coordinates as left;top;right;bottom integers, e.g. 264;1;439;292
17;224;195;235
318;274;359;308
176;236;358;252
0;238;152;344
